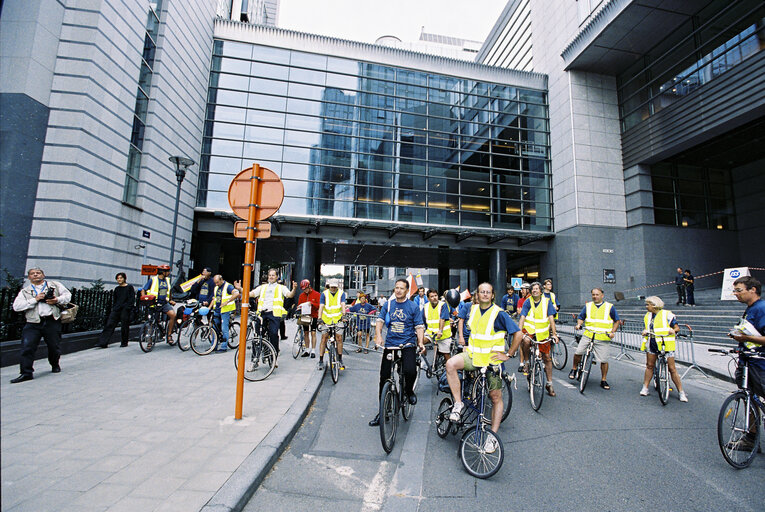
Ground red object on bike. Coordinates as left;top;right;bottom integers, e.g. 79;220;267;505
141;295;156;302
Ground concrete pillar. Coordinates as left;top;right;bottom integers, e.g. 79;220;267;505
438;248;450;292
489;249;507;299
294;238;318;287
468;268;478;293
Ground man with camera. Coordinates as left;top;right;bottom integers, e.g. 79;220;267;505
10;268;72;383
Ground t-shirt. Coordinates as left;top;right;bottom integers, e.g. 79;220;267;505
191;277;215;303
520;297;557;318
213;283;235;313
675;273;685;285
377;299;423;347
252;283;291;311
577;302;620;322
744;299;765;370
466;305;520;340
350;302;376;329
297;290;321;318
457;301;473;339
500;293;520;314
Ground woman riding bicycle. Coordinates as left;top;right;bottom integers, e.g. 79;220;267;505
639;296;687;402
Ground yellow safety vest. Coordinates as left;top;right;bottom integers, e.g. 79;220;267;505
641;310;676;351
425;301;451;340
148;276;171;302
547;291;559;319
321;290;343;325
257;284;287;317
583;301;615;341
211;281;236;314
523;296;551;340
466;304;506;367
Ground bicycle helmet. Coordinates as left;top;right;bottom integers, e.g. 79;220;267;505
444;289;460;309
300;279;311;290
157;264;171;271
199;306;210;316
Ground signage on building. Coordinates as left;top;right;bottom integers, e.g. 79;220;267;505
142;230;151;239
603;269;615;284
141;264;158;276
510;277;523;289
721;267;750;300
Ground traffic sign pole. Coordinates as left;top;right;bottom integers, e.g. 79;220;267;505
234;164;263;420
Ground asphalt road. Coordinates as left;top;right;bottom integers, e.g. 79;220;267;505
245;347;765;511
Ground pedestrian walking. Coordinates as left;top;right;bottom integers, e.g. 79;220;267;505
10;268;72;383
683;269;696;306
97;272;135;348
674;267;686;305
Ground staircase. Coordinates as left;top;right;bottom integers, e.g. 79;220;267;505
559;288;747;346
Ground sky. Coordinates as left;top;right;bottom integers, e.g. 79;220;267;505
278;0;506;45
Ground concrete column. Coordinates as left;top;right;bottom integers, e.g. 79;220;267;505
438;247;450;292
468;268;478;293
294;238;318;287
489;249;507;299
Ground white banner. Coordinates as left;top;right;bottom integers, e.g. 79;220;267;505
721;267;750;300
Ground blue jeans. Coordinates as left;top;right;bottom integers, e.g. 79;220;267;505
213;311;230;349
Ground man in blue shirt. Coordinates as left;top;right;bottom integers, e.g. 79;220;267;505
368;279;425;427
732;276;765;374
350;293;376;353
500;285;520;318
190;267;215;306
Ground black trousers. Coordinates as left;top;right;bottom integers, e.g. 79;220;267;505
279;317;286;338
676;285;685;304
20;318;62;376
379;345;417;397
686;286;695;305
98;308;132;346
261;311;281;356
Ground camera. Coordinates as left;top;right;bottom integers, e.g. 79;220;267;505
45;287;55;300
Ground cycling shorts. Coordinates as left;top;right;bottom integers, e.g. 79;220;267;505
526;334;551;354
459;352;503;391
160;303;174;314
301;317;318;332
646;338;674;358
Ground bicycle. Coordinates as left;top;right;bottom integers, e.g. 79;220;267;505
551;334;568;371
524;336;553;411
233;311;277;381
138;296;175;353
292;314;311;358
433;363;506;478
379;343;422;454
189;308;240;355
572;330;597;394
645;331;689;406
709;346;764;468
176;301;203;352
318;320;345;384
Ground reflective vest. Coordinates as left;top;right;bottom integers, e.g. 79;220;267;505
523;296;551;340
425;301;451;340
546;291;559;320
466;304;506;367
148;276;171;302
257;283;287;317
321;290;343;325
583;301;614;341
641;310;676;351
212;281;236;314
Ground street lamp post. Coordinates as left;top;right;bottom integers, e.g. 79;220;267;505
168;155;195;271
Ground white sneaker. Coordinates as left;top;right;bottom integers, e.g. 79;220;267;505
639;387;649;396
679;391;688;402
483;435;498;454
449;402;464;421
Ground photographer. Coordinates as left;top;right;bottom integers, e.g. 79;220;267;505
10;268;71;383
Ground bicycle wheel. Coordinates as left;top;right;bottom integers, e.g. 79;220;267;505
500;373;513;421
530;359;545;411
292;327;304;359
717;391;761;469
402;362;418;421
433;352;446;379
657;357;669;406
579;350;593;394
379;380;399;454
139;322;157;353
235;338;277;381
459;427;504;479
228;321;240;349
551;339;568;370
436;396;453;439
328;344;339;384
190;325;217;355
176;319;192;351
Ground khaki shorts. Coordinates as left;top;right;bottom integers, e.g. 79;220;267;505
436;337;452;354
459;352;503;390
575;337;610;362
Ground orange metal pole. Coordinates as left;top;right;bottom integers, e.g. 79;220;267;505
235;163;262;419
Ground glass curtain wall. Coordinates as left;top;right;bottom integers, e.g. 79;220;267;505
198;40;552;231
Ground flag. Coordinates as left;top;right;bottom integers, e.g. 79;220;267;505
460;288;471;301
407;273;417;297
415;273;423;287
180;274;202;293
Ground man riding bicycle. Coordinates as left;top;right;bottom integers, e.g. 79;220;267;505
317;279;346;371
424;288;453;362
368;278;425;427
731;276;765;398
209;274;239;352
518;281;560;397
246;269;298;361
140;265;176;340
446;282;523;447
571;287;620;390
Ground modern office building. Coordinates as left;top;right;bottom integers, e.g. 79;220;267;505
3;0;762;306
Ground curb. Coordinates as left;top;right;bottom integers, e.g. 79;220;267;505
200;366;325;512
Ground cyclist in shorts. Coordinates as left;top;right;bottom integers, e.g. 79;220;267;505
317;279;346;371
368;278;425;427
446;283;523;448
423;288;453;361
140;265;176;340
350;292;376;353
297;280;320;358
518;281;559;396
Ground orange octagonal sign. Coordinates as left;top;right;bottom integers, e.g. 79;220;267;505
228;165;284;221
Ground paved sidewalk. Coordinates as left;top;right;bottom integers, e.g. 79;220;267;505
1;321;321;512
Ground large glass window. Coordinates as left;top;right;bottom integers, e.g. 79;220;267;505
197;40;552;231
